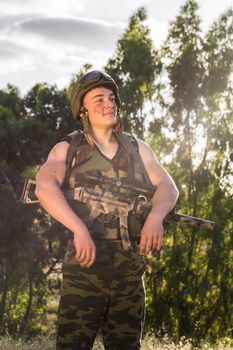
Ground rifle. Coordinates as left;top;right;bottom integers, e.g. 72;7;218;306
20;177;215;251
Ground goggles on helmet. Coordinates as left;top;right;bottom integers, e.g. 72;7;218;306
78;71;114;89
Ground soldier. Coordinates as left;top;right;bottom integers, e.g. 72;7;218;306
35;70;179;349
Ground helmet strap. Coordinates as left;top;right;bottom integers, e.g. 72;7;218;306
82;113;89;134
80;107;90;134
80;110;95;146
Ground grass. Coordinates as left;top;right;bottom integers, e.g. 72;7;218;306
0;335;232;350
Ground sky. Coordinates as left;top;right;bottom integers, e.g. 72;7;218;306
0;0;232;95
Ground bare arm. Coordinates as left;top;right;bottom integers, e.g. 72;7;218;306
138;140;179;255
35;141;96;267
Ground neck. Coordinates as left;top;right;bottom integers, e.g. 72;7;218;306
88;126;115;147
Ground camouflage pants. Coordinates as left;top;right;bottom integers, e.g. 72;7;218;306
56;240;146;350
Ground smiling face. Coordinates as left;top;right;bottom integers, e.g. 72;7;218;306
82;86;118;131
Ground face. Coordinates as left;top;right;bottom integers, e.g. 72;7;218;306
82;87;118;130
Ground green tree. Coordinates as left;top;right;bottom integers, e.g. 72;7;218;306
105;7;160;138
146;0;233;343
24;83;75;141
0;82;75;337
0;84;25;120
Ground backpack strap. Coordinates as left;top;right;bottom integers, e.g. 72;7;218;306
62;130;84;187
114;132;152;185
62;130;152;188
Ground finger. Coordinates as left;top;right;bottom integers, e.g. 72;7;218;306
86;245;96;268
73;239;81;259
80;249;91;267
75;246;82;260
145;237;153;255
139;236;147;255
157;236;163;251
82;243;95;267
157;229;164;251
76;249;86;262
81;241;96;268
152;235;158;251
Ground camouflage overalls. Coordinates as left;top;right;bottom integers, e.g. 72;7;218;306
56;134;150;350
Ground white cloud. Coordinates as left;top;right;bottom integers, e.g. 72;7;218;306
0;0;84;16
0;13;123;93
0;0;232;94
17;16;122;49
2;14;122;49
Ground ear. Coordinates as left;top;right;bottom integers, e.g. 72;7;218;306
80;106;89;118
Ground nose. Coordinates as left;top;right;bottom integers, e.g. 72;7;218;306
105;97;116;109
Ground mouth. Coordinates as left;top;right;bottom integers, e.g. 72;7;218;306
103;112;116;117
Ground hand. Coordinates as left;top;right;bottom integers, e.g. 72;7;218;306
73;229;96;268
139;212;164;256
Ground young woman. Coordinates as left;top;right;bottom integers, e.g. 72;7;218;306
35;70;179;349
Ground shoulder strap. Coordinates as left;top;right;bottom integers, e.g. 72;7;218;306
63;130;152;187
62;130;84;187
114;132;152;185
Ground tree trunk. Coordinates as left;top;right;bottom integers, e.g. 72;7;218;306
19;270;33;337
0;253;8;333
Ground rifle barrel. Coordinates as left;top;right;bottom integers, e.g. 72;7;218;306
166;212;215;231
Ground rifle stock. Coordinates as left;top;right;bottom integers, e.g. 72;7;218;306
20;179;37;204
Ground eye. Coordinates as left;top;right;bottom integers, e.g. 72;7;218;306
95;98;103;103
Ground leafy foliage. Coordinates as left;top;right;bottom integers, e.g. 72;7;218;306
0;83;74;337
145;0;233;343
105;7;160;137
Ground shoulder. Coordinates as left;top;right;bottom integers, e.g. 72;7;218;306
46;130;84;163
137;138;151;150
47;141;70;163
120;133;152;154
136;139;176;187
137;139;165;183
137;139;156;161
62;129;84;144
117;131;139;150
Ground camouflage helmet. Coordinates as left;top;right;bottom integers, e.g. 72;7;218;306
70;70;121;120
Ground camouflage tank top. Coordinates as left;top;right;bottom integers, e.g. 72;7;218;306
64;133;154;242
